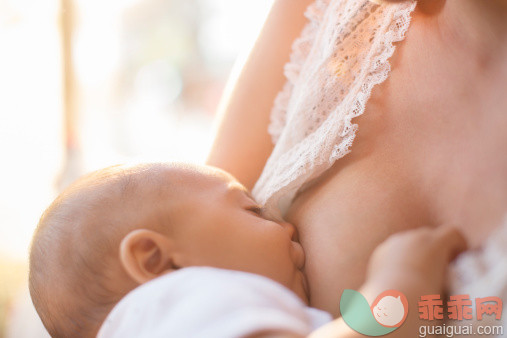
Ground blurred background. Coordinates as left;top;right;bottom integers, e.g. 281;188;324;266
0;0;272;336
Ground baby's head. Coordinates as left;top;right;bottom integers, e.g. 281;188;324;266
29;163;307;337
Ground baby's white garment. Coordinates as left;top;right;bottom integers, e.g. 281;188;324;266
252;0;417;219
97;267;332;338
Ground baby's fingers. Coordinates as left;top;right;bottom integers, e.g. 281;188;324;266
433;226;468;262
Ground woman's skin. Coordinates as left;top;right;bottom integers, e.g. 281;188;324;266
208;0;507;316
286;0;507;315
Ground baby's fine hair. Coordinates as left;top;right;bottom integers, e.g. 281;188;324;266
29;164;174;337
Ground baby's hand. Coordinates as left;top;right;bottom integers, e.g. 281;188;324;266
310;227;467;338
365;226;468;297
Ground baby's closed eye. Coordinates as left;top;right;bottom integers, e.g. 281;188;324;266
246;205;263;215
247;205;271;221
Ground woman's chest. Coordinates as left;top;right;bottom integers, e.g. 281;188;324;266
285;11;507;313
288;7;507;240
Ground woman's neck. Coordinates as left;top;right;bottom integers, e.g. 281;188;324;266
435;0;507;63
406;1;507;247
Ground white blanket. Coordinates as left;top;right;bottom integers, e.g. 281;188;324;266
97;267;332;338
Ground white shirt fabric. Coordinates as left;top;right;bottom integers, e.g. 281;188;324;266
447;216;507;337
97;267;332;338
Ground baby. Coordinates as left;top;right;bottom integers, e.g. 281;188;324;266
29;162;466;337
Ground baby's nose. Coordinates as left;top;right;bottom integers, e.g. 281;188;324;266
280;222;299;242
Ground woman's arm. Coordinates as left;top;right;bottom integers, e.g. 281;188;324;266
206;0;313;190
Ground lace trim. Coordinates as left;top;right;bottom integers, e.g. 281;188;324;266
268;0;330;143
254;0;417;219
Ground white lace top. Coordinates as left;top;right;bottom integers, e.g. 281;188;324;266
252;0;417;219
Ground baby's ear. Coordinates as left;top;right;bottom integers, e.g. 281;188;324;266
119;229;177;285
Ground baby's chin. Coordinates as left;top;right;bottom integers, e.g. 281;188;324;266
294;270;310;305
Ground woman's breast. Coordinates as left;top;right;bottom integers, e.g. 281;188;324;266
285;119;433;315
284;14;439;313
282;4;507;316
